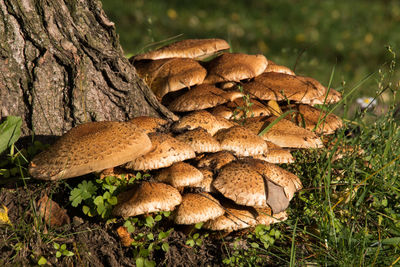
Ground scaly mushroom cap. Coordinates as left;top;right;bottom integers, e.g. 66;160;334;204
213;160;268;207
246;158;302;200
253;141;294;164
243;116;324;148
133;39;230;61
112;182;182;218
264;60;295;75
133;58;207;99
154;162;204;188
243;72;326;104
175;193;225;225
312;88;342;105
168;84;230;112
174;128;222;154
196;151;237;170
214;126;269;157
125;133;195;170
172;110;235;135
204;53;268;84
294;104;343;134
129;116;168;134
256;208;288;225
192;168;217;193
223;98;273;119
203;201;258;231
29;121;152;180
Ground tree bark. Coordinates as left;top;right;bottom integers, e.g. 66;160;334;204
0;0;177;137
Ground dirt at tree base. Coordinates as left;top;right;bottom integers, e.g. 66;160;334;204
0;181;235;266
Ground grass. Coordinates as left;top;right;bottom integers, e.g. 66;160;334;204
1;1;400;265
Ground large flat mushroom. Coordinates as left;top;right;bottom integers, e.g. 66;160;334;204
112;182;182;218
174;128;222;154
29;121;152;180
133;38;230;61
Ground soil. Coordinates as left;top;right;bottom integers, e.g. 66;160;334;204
0;179;253;266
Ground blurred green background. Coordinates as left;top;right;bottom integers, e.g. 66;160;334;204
101;0;400;108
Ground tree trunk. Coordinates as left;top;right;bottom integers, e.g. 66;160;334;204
0;0;176;137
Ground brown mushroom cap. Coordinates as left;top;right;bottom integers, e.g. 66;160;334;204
112;182;182;218
133;39;230;61
264;60;295;75
154;162;204;188
175;193;225;225
129;116;169;134
253;141;294;164
125;133;196;170
214;126;269;157
133;58;207;99
312;88;342;105
168;84;230;112
213;160;268;207
243;116;324;148
172;110;235;135
196;151;237;170
243;72;326;104
294;104;343;134
174;128;222;153
29;121;152;180
204;53;268;84
256;208;288;225
226;98;273;119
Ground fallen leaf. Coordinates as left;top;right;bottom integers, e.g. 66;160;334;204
117;226;133;247
0;204;12;225
37;195;70;227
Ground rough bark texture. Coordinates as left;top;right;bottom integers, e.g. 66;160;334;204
0;0;177;136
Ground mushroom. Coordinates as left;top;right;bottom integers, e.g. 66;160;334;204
167;84;231;112
196;151;237;170
253;141;294;164
133;38;230;61
172;110;235;135
191;168;217;193
203;53;268;84
29;121;152;180
154;162;204;188
174;128;222;154
211;98;272;120
174;193;225;225
243;72;327;104
264;60;295;75
214;126;269;157
133;58;207;99
243;116;324;148
112;182;182;218
124;132;196;170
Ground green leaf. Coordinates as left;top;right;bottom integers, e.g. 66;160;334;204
154;214;162;221
136;257;145;267
53;243;60;250
145;216;155;227
186;239;195;247
195;222;203;229
63;250;74;257
144;259;156;267
0;116;22;155
56;251;62;258
161;242;169;252
61;244;66;250
147;233;154;241
37;256;47;265
381;237;400;245
93;196;104;206
108;196;118;205
69;180;98;207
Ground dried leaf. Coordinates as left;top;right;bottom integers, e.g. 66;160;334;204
0;204;12;225
37;195;70;227
117;226;133;247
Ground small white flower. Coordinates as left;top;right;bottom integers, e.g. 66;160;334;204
356;97;377;109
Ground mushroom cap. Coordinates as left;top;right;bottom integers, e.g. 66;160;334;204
125;132;196;170
191;168;217;193
112;182;182;218
253;141;294;164
129;116;168;134
133;39;230;61
243;116;324;148
256;208;288;225
311;88;342;105
204;53;268;84
29;121;152;180
213;160;268;207
295;104;343;134
154;162;204;188
243;72;326;104
196;151;237;170
246;158;302;200
203;201;258;231
264;60;295;75
133;58;207;99
221;98;272;119
175;193;225;225
168;84;230;112
174;128;222;154
172;110;235;135
214;126;269;157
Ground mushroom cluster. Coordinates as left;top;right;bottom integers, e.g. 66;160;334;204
29;38;343;232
